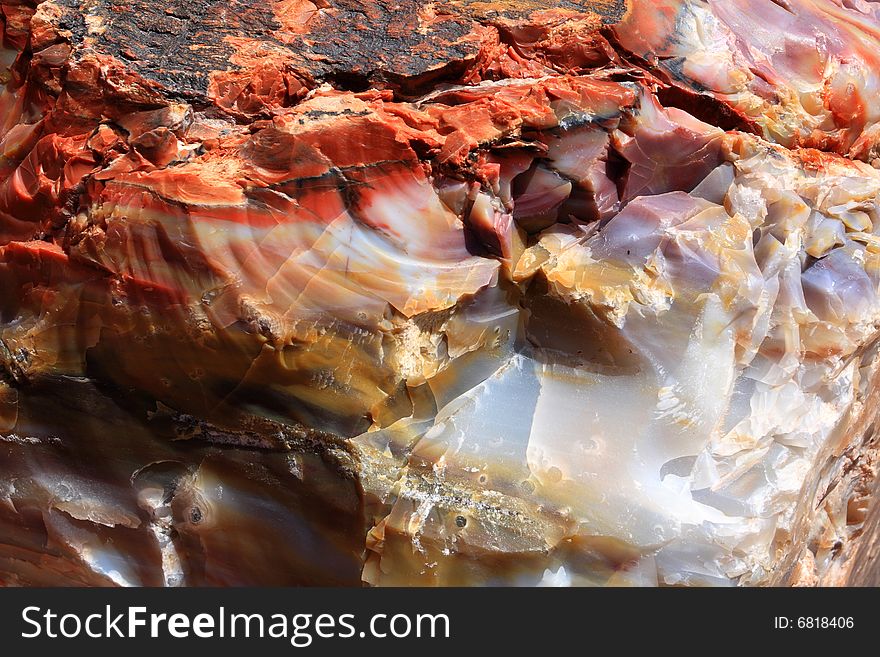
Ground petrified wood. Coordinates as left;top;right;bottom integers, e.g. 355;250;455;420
1;0;879;586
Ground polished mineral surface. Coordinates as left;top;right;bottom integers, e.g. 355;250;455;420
1;0;879;586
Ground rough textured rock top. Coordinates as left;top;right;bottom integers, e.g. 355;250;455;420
28;0;626;106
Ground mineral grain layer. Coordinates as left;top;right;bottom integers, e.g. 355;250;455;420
1;0;879;586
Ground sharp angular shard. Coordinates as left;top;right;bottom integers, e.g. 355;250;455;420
1;0;879;587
